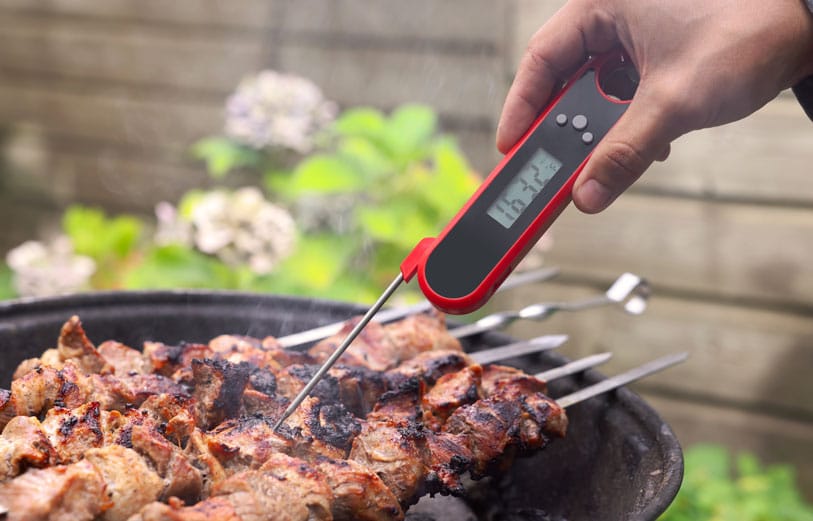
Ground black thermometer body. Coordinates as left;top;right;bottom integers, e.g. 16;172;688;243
400;51;637;314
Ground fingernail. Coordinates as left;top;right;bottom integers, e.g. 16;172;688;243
577;179;613;212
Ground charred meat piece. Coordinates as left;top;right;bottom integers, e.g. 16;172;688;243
143;342;213;378
349;420;429;508
308;312;462;373
208;335;283;372
313;456;404;521
382;311;463;361
0;416;55;481
385;350;473;388
40;402;104;464
275;364;386;417
421;365;483;430
285;397;361;461
0;390;15;431
136;453;334;521
189;359;251;429
206;416;294;474
97;341;148;376
57;316;113;375
0;459;108;521
84;444;164;521
309;318;399;372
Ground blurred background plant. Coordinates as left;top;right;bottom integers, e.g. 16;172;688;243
0;70;479;304
659;444;813;521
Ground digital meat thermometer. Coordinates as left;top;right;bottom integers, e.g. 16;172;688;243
273;50;638;430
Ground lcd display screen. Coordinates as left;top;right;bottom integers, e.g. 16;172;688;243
486;148;563;229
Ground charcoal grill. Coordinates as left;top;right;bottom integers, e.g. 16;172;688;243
0;290;683;521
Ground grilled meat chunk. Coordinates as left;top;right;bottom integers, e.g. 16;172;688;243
57;316;113;375
349;420;429;508
134;453;334;521
313;457;404;521
421;365;483;430
382;312;463;361
97;341;148;376
0;459;108;521
84;445;164;521
206;416;294;474
189;359;251;429
385;350;473;388
0;416;55;481
40;402;104;464
0;390;15;431
143;342;213;378
284;398;361;461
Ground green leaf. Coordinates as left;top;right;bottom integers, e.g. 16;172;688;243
382;104;437;161
336;137;396;180
62;206;143;261
417;137;479;219
266;234;358;291
333;108;387;140
0;264;17;300
268;155;366;198
123;245;236;290
191;136;263;178
355;199;437;250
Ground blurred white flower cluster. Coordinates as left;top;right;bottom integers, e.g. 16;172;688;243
225;70;337;153
6;236;95;298
156;187;297;275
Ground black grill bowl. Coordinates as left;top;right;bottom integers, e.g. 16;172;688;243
0;291;683;521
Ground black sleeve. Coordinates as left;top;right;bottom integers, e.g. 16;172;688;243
793;77;813;122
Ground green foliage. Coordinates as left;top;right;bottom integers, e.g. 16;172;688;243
660;445;813;521
191;137;264;179
0;265;15;300
62;206;144;290
264;104;479;298
123;245;241;290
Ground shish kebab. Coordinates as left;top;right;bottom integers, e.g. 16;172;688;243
0;312;684;521
275;51;640;429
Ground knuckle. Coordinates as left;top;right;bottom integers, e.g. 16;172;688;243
601;140;648;184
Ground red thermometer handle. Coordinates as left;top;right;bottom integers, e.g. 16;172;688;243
400;51;637;314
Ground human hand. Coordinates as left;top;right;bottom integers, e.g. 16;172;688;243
497;0;813;213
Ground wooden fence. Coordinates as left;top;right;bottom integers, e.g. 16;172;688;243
0;0;812;499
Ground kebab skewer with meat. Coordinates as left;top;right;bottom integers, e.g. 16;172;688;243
0;314;572;521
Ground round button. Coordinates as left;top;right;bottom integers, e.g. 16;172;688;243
581;132;594;144
572;114;588;130
555;114;568;126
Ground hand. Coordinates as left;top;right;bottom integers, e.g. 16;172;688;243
497;0;813;213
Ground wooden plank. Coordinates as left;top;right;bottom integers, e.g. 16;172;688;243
0;0;503;44
0;16;268;94
0;0;277;30
539;193;813;306
639;394;813;500
495;279;813;416
278;45;506;122
0;81;222;149
637;97;813;203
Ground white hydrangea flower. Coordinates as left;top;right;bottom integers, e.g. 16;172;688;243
225;70;337;153
154;201;193;247
6;236;96;298
186;187;297;274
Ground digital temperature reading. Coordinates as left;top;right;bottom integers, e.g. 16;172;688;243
486;148;563;229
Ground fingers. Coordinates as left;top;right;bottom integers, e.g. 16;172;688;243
571;89;681;213
497;1;617;153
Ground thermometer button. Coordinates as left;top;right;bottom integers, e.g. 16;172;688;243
555;114;568;126
581;132;594;144
572;114;588;130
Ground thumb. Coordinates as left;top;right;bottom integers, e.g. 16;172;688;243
572;88;682;213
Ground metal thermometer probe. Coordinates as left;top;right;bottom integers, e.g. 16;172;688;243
273;50;638;431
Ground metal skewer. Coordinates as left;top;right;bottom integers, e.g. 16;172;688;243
470;335;568;365
535;352;612;381
274;273;405;431
450;272;650;339
277;266;560;349
556;352;688;408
